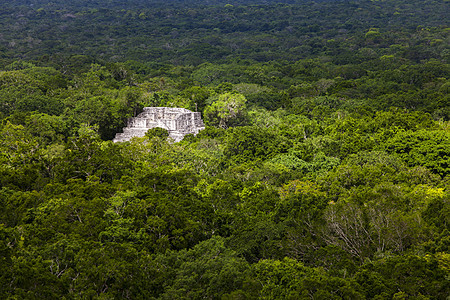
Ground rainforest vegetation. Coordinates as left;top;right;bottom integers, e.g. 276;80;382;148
0;0;449;298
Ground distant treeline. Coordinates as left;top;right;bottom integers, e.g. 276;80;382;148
0;0;448;66
0;0;449;299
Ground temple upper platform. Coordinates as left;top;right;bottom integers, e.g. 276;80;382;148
113;107;205;143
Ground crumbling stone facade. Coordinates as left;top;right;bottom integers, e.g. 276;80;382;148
113;107;205;143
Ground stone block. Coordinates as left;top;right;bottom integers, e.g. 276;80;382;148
113;107;205;143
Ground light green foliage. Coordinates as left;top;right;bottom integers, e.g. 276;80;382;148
233;83;270;96
315;151;443;260
0;68;65;116
319;151;433;199
384;129;450;176
145;127;169;140
0;121;45;190
191;63;226;85
0;0;448;296
277;180;327;227
180;86;212;113
24;113;67;145
204;92;248;128
0;121;39;167
270;151;340;175
270;153;307;170
99;190;143;243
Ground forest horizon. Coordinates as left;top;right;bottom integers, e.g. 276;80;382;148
0;0;449;298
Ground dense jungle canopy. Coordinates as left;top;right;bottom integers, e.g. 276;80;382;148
0;0;449;298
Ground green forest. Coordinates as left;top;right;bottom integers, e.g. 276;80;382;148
0;0;449;298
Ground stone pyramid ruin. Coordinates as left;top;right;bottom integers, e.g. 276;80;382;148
113;107;205;143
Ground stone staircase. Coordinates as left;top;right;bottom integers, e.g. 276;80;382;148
113;107;205;143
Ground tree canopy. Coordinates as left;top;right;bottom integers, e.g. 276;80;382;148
0;0;449;298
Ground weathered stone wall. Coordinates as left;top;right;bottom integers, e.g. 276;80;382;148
175;113;192;132
113;107;205;143
193;112;203;128
127;118;147;128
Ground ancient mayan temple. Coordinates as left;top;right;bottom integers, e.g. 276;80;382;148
113;107;205;143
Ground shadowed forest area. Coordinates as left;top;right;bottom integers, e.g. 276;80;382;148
0;0;449;298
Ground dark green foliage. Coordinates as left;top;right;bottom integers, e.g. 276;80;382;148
245;257;364;299
145;127;169;140
384;129;450;177
0;0;448;298
158;236;250;299
224;126;291;164
0;67;66;116
422;195;450;235
355;255;449;299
